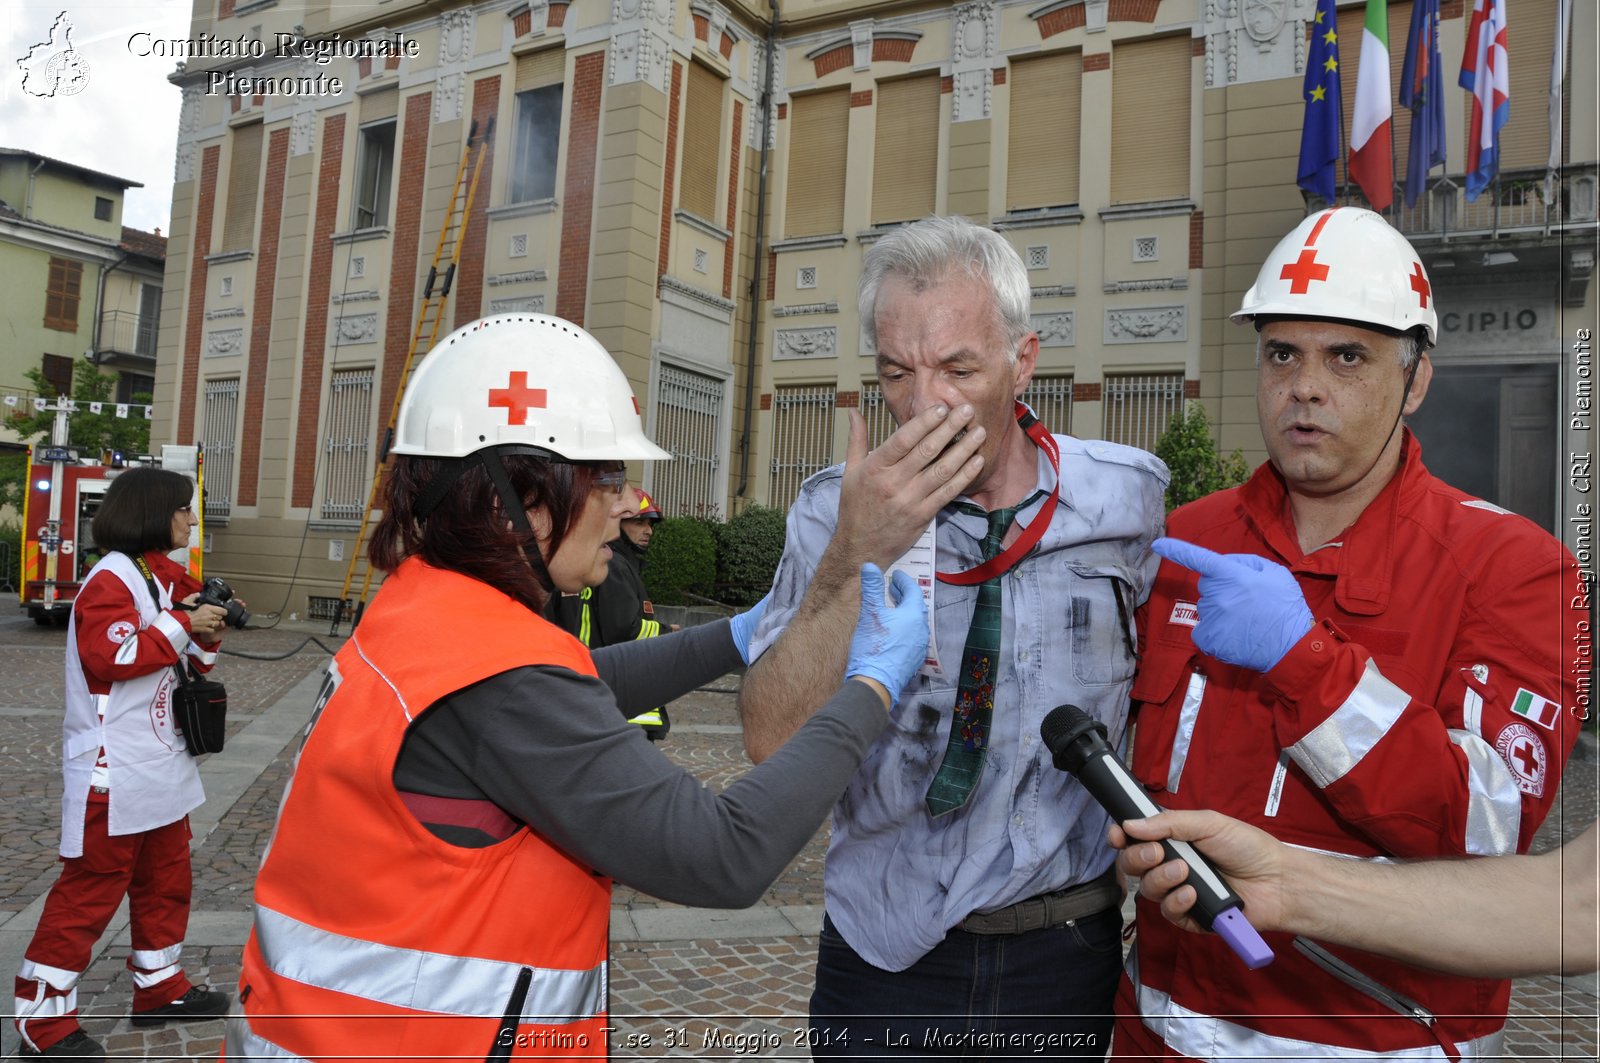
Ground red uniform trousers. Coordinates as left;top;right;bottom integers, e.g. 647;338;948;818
13;792;194;1052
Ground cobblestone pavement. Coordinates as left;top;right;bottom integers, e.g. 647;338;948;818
1;614;1595;1060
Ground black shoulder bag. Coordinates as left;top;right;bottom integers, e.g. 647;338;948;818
133;555;228;756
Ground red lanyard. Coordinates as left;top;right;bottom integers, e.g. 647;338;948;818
935;402;1061;587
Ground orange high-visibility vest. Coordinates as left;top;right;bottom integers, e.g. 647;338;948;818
227;559;611;1060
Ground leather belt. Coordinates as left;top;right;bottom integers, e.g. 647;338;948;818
957;868;1120;936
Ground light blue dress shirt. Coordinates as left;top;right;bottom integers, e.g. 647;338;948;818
749;434;1168;971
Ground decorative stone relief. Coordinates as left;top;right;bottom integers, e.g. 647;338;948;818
1086;0;1109;32
336;313;378;343
749;39;782;148
850;20;874;71
1032;312;1075;348
951;0;996;124
952;69;992;123
774;327;837;361
528;1;551;37
205;307;246;320
491;295;546;314
488;270;548;286
1105;306;1188;344
174;85;202;182
953;1;996;65
771;301;839;317
206;329;243;356
708;2;729;46
1203;0;1306;86
434;8;473;122
290;107;315;157
332;290;381;304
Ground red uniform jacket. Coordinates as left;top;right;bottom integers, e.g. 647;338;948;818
1125;434;1583;1059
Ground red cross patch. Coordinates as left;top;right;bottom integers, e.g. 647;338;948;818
487;372;548;426
1408;262;1431;309
1494;722;1546;798
1280;248;1330;295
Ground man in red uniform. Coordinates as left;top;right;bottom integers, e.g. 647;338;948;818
1118;207;1583;1060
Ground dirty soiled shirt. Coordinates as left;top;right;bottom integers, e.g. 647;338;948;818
749;435;1167;971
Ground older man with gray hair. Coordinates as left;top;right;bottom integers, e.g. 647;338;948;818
740;215;1167;1056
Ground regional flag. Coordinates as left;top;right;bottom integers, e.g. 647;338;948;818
1297;0;1343;202
1460;0;1510;202
1349;0;1394;212
1399;0;1446;208
1510;687;1561;730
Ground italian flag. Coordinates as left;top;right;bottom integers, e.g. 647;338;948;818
1349;0;1394;211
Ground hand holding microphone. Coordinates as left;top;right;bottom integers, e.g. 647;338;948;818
1040;705;1274;969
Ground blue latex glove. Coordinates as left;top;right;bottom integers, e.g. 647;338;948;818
1153;537;1314;672
846;564;929;708
729;591;772;665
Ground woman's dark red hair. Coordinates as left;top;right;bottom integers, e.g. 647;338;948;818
369;449;618;614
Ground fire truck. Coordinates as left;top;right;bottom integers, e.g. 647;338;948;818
18;408;203;625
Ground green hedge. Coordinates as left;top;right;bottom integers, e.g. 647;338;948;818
642;516;718;605
713;504;786;605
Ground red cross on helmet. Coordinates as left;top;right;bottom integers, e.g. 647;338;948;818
392;314;671;461
1234;207;1438;347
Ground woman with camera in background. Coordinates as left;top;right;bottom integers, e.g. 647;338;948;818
225;314;928;1060
14;467;232;1059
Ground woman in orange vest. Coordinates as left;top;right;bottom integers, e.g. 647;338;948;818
226;314;930;1060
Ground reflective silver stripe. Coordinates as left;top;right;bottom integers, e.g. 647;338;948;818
1134;979;1506;1060
1462;685;1484;736
1288;660;1410;788
226;1017;312;1061
153;610;188;654
130;963;181;988
1167;670;1206;793
352;631;412;721
1449;728;1522;856
130;944;183;969
1263;751;1290;818
254;905;605;1025
17;959;79;992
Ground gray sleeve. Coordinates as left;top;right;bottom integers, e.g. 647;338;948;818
590;619;742;714
442;666;884;907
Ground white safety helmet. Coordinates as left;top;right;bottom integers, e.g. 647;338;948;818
393;314;670;461
1234;207;1438;348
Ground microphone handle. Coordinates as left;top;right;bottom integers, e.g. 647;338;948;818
1076;749;1242;932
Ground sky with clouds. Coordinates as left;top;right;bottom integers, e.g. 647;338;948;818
5;1;191;235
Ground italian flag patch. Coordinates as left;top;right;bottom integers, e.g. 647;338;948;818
1509;687;1561;730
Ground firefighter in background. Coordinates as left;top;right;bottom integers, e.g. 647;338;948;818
1117;208;1583;1060
546;489;674;738
14;468;231;1059
225;314;929;1059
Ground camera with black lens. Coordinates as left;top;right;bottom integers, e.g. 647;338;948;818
196;577;251;629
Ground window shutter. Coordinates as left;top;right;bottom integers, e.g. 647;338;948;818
1007;51;1081;211
361;85;399;122
872;73;940;224
515;47;564;92
785;88;849;237
1110;35;1191;203
222;121;263;251
681;62;725;220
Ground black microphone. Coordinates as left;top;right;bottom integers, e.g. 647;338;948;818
1041;704;1274;969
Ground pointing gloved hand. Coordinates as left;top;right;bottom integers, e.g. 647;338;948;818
729;591;772;665
1153;537;1314;673
846;564;929;708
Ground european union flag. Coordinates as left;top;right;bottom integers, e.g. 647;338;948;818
1298;0;1343;202
1400;0;1447;207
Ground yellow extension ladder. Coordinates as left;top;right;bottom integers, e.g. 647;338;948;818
331;116;494;634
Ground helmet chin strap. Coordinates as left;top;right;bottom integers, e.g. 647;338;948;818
411;446;559;589
1352;353;1422;493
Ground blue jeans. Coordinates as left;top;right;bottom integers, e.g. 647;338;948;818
808;909;1121;1059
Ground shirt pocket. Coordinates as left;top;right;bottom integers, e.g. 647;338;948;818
1066;563;1138;687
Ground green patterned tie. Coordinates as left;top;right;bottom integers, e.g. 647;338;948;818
925;504;1019;818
